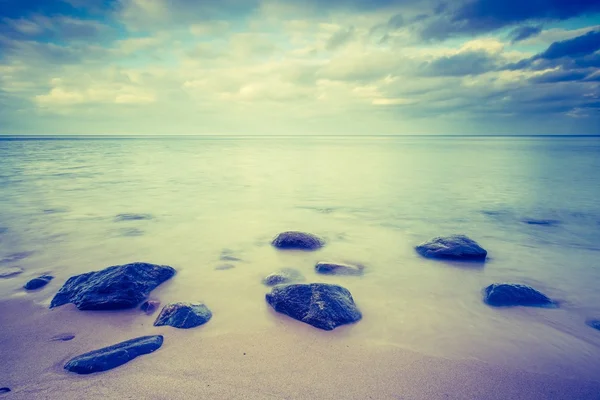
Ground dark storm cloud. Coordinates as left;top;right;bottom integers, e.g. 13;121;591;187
420;0;600;39
509;25;542;43
530;69;591;83
422;50;498;76
539;30;600;59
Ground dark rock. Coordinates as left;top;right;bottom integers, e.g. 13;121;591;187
24;275;54;290
140;300;160;314
0;388;10;394
271;231;324;250
64;335;163;374
415;235;487;261
586;319;600;331
0;267;24;278
315;262;364;276
215;264;235;270
50;262;175;310
1;251;34;264
51;333;76;341
483;283;554;307
262;268;305;286
114;213;152;222
522;219;560;226
266;283;362;331
154;302;212;329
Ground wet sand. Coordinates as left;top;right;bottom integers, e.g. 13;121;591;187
2;298;600;400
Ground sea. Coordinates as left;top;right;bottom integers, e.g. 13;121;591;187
1;135;600;379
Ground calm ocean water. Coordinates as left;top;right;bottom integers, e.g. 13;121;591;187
1;136;600;377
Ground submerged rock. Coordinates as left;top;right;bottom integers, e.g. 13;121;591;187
483;283;554;307
154;302;212;329
262;268;305;286
114;213;152;222
315;262;364;276
51;333;76;341
24;275;54;290
415;235;487;261
64;335;163;374
220;249;242;262
271;231;324;250
266;283;362;330
522;219;560;226
0;267;24;279
0;388;10;394
50;262;175;310
1;251;34;264
215;264;235;271
586;319;600;331
140;300;160;314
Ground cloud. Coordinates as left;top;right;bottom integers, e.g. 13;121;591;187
538;29;600;59
422;50;500;76
530;69;591;83
420;0;600;39
509;25;542;42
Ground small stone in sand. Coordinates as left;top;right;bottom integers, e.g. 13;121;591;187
262;268;305;286
483;283;554;307
64;335;163;374
315;262;364;276
50;262;176;310
266;283;362;331
24;275;54;290
586;319;600;331
0;267;24;279
415;235;487;261
154;302;212;329
51;333;76;341
271;231;325;250
140;300;160;314
215;264;235;271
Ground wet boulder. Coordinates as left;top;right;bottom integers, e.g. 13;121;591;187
271;231;324;250
64;335;163;374
266;283;362;331
24;275;54;290
415;235;487;261
315;262;364;276
483;283;554;307
50;262;176;310
262;268;305;286
154;302;212;329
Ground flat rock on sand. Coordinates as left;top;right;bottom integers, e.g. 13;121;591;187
266;283;362;330
271;231;324;250
483;283;554;307
415;235;487;261
24;275;54;290
315;262;364;276
262;268;305;286
50;262;175;310
154;302;212;329
64;335;163;374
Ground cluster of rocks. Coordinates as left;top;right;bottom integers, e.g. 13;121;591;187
1;229;596;382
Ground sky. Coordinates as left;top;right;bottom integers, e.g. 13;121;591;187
0;0;599;135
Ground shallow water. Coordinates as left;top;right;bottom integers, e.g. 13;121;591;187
1;136;600;380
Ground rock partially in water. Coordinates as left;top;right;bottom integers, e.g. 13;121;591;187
1;251;35;265
271;231;324;250
483;283;554;307
415;235;487;261
266;283;362;331
315;262;364;276
522;218;560;226
24;275;54;290
114;213;152;222
0;267;24;279
140;300;160;314
50;262;176;310
0;388;10;394
586;319;600;331
51;333;76;341
154;302;212;329
64;335;163;374
215;264;235;271
262;268;305;286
